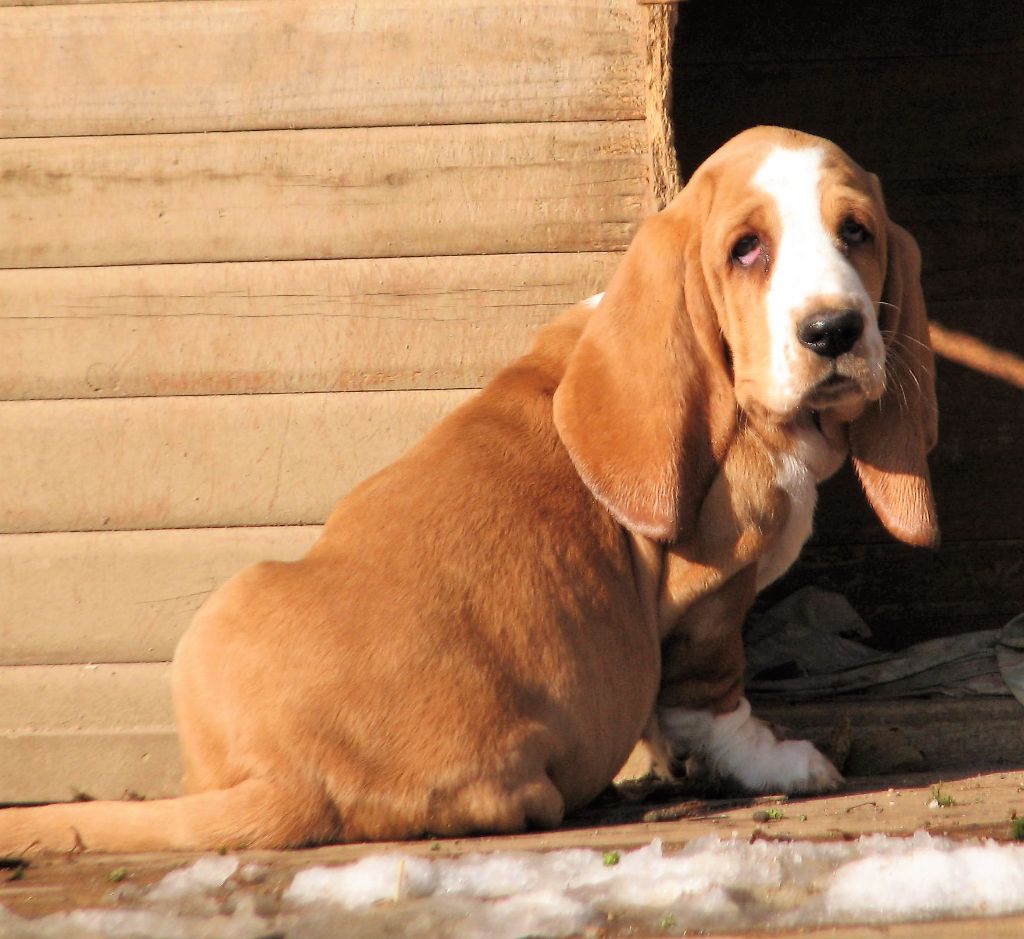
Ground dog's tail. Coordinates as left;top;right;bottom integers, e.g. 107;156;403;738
0;778;336;855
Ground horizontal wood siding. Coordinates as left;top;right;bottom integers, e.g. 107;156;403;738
0;664;179;801
0;731;181;803
2;390;475;534
0;528;322;667
0;122;645;269
0;0;643;136
0;253;618;400
0;664;172;732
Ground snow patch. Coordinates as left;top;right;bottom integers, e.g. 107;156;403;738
825;834;1024;922
286;853;438;907
146;855;240;901
6;834;1024;937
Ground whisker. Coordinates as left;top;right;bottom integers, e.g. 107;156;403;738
881;333;936;381
882;356;913;417
893;368;911;417
889;339;929;381
881;329;933;354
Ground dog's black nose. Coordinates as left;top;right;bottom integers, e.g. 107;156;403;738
797;309;864;359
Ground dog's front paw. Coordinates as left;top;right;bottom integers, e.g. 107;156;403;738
744;737;843;794
707;700;842;794
659;698;842;795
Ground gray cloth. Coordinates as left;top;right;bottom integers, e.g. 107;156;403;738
746;587;1022;701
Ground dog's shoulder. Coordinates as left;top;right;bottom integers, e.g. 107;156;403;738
486;301;591;401
326;301;602;534
427;301;593;458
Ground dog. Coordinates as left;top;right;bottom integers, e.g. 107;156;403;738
0;126;937;854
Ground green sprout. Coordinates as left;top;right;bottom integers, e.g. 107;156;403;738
930;785;956;808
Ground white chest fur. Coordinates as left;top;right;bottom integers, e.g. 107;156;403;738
754;425;845;591
755;452;817;590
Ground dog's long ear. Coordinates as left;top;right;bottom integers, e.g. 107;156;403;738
552;202;736;542
850;222;940;548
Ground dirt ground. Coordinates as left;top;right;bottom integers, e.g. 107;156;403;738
2;698;1023;936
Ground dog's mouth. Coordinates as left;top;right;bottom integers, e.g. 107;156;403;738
742;355;880;426
803;371;864;410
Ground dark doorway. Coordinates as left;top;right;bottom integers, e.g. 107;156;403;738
672;0;1024;646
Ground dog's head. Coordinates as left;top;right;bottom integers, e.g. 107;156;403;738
553;126;938;548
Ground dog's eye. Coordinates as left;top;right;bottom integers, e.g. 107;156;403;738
839;217;870;246
731;234;762;267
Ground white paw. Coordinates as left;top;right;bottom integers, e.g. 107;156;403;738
732;736;843;795
659;698;842;795
707;700;842;794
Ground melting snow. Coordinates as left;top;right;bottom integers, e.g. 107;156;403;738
4;833;1024;937
145;855;239;901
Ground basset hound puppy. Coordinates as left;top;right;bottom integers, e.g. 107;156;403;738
0;126;937;853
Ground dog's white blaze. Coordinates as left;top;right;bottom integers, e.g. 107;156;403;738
753;146;877;408
582;292;604;309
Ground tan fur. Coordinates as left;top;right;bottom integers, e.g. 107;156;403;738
0;127;938;854
848;223;940;547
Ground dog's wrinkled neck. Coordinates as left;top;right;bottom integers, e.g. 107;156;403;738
740;405;849;485
788;412;849;483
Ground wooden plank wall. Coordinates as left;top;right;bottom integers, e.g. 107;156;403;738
673;0;1024;646
0;0;665;801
